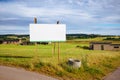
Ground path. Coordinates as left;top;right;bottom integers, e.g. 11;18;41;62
0;66;58;80
103;67;120;80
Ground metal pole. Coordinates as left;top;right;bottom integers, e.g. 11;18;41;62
57;21;59;24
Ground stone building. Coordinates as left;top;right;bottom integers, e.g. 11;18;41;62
2;39;22;44
90;42;120;50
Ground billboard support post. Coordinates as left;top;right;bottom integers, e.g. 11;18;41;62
57;21;60;62
34;17;37;24
34;17;38;61
34;17;37;46
53;42;55;54
58;42;60;62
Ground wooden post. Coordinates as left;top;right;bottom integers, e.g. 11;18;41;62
34;17;37;45
54;42;55;54
53;21;60;55
33;17;38;62
34;17;37;55
57;21;60;62
58;42;60;62
34;17;37;24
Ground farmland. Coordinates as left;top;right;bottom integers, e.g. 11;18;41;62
0;36;120;80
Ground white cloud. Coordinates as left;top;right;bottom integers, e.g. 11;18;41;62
0;18;19;21
0;2;72;17
0;0;120;35
0;25;27;30
103;16;120;22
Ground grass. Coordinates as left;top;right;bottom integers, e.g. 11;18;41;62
0;41;120;80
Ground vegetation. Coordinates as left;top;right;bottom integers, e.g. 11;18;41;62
0;34;29;41
0;42;120;80
0;34;120;80
103;37;120;41
1;34;119;41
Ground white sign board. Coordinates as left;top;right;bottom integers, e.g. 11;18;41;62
29;24;66;42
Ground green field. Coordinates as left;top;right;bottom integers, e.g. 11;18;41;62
0;40;120;80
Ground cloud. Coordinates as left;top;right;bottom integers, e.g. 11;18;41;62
0;0;120;35
0;25;27;30
0;25;28;34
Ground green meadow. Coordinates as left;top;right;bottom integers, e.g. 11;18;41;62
0;39;120;80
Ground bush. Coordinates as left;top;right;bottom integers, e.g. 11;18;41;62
35;61;45;68
85;67;103;75
56;71;64;77
82;55;88;69
61;62;80;73
102;63;113;69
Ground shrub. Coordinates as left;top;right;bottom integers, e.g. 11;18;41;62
102;63;113;69
85;67;103;75
61;62;80;73
82;55;89;69
35;61;45;68
56;71;64;77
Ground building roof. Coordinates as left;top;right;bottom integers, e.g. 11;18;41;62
3;39;19;42
90;42;112;44
90;42;120;46
110;44;120;46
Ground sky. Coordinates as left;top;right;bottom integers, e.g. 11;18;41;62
0;0;120;35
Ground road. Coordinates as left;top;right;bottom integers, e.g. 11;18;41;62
0;66;58;80
104;67;120;80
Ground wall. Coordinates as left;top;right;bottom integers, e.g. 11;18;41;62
92;44;120;50
103;44;112;50
93;44;102;50
111;45;120;50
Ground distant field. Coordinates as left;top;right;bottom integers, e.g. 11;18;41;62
71;37;120;43
0;40;120;80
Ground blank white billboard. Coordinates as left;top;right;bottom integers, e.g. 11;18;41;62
29;24;66;42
